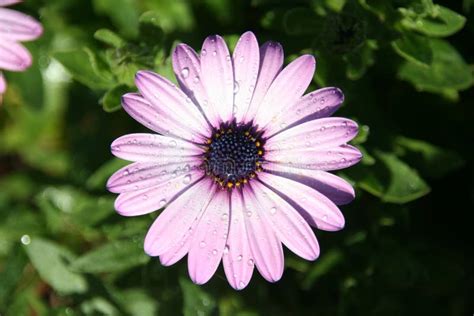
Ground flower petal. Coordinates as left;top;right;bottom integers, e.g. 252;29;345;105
250;181;319;260
253;55;315;128
135;70;210;139
144;179;213;256
244;41;283;122
242;186;284;282
200;35;234;123
222;191;254;290
172;43;220;126
265;144;362;171
263;163;355;205
114;172;204;217
0;8;42;41
264;87;344;136
258;172;345;231
0;40;31;71
121;93;205;143
107;160;202;194
266;117;358;151
110;133;203;162
188;189;230;285
232;31;260;123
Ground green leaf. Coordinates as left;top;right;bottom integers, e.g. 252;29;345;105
302;249;343;289
94;29;126;48
345;40;376;80
349;151;430;203
54;48;115;90
122;289;158;316
398;39;473;93
24;237;88;294
392;33;433;67
325;0;347;12
395;136;465;178
93;0;140;38
401;5;466;37
283;8;321;35
101;84;129;112
71;240;149;273
180;278;216;316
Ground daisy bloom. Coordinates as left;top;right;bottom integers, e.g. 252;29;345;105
107;31;361;290
0;0;43;102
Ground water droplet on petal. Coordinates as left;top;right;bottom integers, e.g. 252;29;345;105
322;214;328;221
237;255;243;261
248;259;254;266
233;81;240;94
239;281;245;288
142;194;148;200
212;50;217;56
199;241;206;248
183;174;192;184
159;199;167;207
193;76;200;84
212;249;218;255
246;211;252;217
169;140;177;147
270;207;277;215
202;49;207;56
181;67;190;78
221;213;228;221
223;245;229;254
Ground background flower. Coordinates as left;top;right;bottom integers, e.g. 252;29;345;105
0;0;42;102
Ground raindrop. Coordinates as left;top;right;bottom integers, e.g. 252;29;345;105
169;140;177;147
270;207;277;215
340;158;347;163
212;50;217;56
181;67;190;78
246;211;252;217
193;76;200;83
319;97;326;104
159;199;167;207
123;170;130;176
199;241;206;248
239;281;245;289
320;126;326;132
237;255;243;261
305;141;311;147
239;56;244;63
212;249;218;255
322;214;328;221
221;213;228;221
142;194;149;200
21;235;31;245
226;55;231;61
223;245;229;254
202;49;207;56
247;259;254;266
183;174;192;184
233;81;240;94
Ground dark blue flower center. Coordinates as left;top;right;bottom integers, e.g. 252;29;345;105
204;121;264;188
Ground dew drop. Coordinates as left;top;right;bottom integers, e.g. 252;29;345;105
239;56;244;63
212;50;217;56
221;213;228;221
247;258;254;266
239;281;245;289
270;207;277;215
181;67;190;78
169;140;177;147
233;81;240;94
199;241;206;248
226;55;231;61
237;255;243;261
142;194;148;200
202;49;207;56
320;126;326;132
212;249;218;255
223;245;229;254
183;174;192;184
322;214;328;221
159;199;167;207
246;211;252;217
20;234;31;245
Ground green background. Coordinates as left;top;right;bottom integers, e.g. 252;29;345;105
1;0;473;315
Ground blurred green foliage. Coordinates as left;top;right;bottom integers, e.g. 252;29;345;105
1;0;473;315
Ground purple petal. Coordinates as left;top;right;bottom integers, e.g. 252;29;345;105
266;117;358;150
253;55;315;128
172;43;220;126
232;31;260;123
223;191;255;290
0;1;22;7
200;35;234;123
264;87;344;136
250;181;320;260
244;41;283;122
188;189;230;285
263;163;355;205
259;172;345;231
114;172;204;217
144;179;214;256
107;160;202;194
0;8;43;41
0;39;31;71
135;70;210;139
242;186;284;282
265;144;362;171
121;93;208;143
110;133;203;162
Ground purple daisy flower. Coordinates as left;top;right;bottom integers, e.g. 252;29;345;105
0;0;43;101
107;31;361;290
